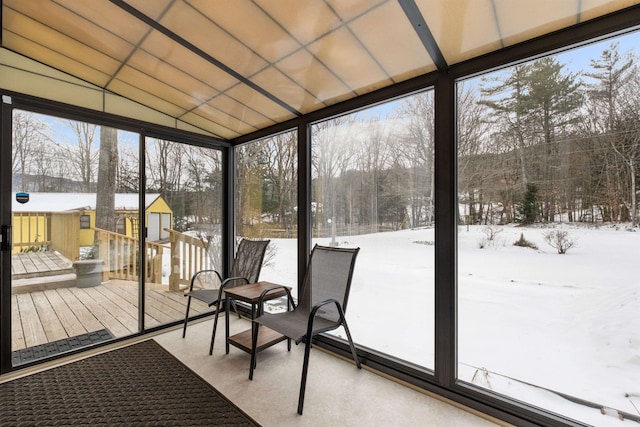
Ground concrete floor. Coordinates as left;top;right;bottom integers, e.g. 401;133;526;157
155;316;509;427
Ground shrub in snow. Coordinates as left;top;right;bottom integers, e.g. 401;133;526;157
514;233;538;250
543;228;576;254
413;240;434;246
482;225;503;243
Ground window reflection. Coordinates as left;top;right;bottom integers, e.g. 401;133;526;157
311;91;435;369
457;35;640;425
235;130;298;298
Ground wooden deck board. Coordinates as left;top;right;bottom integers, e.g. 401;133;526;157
67;287;135;337
21;257;38;275
44;290;88;338
11;295;26;351
146;289;199;319
12;252;73;279
11;257;27;276
27;253;49;273
11;282;211;352
128;287;179;325
30;291;68;343
15;293;48;348
56;288;104;334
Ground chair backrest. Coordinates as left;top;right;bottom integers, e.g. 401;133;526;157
298;245;360;322
228;239;270;287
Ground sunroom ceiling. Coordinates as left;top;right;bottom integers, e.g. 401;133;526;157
2;0;640;140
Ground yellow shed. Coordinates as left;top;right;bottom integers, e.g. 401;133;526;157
11;193;172;258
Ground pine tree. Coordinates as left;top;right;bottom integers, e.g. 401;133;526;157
517;183;538;225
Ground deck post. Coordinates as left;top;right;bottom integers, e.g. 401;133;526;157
169;231;180;291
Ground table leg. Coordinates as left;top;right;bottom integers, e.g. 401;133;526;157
225;295;230;354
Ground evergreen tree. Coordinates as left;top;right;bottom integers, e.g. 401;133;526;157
517;183;539;225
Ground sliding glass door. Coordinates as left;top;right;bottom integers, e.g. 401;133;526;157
8;109;139;366
143;137;223;328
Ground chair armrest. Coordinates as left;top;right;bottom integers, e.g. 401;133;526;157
205;277;250;307
186;269;223;293
220;276;250;289
256;285;296;316
309;298;342;318
306;298;346;338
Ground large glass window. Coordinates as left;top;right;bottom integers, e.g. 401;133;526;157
10;111;139;365
311;91;435;369
457;33;640;425
144;138;223;328
235;130;298;300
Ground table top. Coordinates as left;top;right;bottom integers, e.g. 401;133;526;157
224;281;290;304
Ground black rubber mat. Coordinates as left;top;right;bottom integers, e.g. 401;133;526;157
11;328;115;365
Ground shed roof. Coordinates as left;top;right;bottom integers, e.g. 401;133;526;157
11;192;162;212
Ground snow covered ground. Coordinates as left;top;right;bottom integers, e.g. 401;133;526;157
256;223;640;426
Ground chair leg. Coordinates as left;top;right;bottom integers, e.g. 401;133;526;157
182;296;192;338
209;302;221;355
342;319;361;369
225;298;231;354
298;338;313;415
249;321;259;380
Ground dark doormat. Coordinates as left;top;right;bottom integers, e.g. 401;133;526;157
0;339;260;426
12;328;115;365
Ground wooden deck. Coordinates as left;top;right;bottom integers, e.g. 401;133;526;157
11;280;210;351
11;251;74;279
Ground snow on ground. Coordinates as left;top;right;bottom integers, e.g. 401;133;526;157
256;223;640;426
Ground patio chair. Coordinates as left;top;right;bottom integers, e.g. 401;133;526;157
248;244;361;415
182;238;269;355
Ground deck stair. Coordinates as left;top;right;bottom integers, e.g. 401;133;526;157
11;251;76;294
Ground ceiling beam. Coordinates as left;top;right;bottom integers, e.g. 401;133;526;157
109;0;301;117
397;0;448;70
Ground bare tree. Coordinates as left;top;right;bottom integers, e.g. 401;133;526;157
12;111;50;191
145;138;185;194
611;64;640;226
64;120;99;192
117;144;139;193
397;90;435;227
457;84;494;224
236;139;270;237
582;42;634;222
263;132;297;231
184;147;223;227
312;116;355;232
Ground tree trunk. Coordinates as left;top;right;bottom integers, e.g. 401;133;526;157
96;127;118;232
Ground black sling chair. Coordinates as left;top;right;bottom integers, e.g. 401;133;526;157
248;244;361;415
183;239;269;355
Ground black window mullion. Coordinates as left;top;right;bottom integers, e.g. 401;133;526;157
434;70;457;387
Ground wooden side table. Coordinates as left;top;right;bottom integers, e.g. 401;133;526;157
224;281;291;354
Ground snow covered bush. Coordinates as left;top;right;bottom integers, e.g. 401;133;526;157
513;232;538;250
543;228;576;254
482;225;503;242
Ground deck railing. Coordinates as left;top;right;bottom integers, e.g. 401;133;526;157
94;228;214;291
94;228;166;286
165;229;214;291
11;211;53;253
